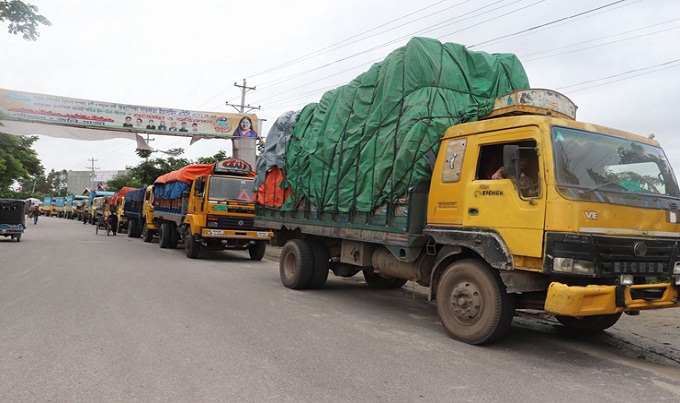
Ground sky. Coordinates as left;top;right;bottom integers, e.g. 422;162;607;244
2;0;680;176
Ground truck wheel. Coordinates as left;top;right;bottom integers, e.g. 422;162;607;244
127;219;136;238
248;241;267;261
362;269;406;289
159;223;170;248
142;222;153;243
555;313;622;332
168;225;179;248
185;228;201;259
307;240;330;289
436;259;515;345
280;239;314;289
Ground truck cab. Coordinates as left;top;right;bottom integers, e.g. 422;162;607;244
425;90;680;339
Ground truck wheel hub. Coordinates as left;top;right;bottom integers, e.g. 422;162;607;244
451;281;481;323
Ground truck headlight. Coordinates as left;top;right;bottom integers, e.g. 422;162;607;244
673;262;680;275
618;274;634;286
553;257;595;275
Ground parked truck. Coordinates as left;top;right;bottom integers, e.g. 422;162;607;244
122;187;145;238
254;38;680;345
40;196;53;216
51;196;66;217
64;195;88;219
109;187;137;234
86;191;115;224
73;198;87;221
151;158;272;259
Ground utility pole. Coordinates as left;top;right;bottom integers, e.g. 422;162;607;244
225;79;260;167
87;157;99;192
145;133;155;162
225;79;260;114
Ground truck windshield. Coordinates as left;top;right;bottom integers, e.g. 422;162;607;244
208;176;254;202
553;127;680;197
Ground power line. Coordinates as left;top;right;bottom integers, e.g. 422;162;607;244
255;0;646;110
467;0;630;48
520;17;680;59
250;0;536;110
255;0;525;91
522;24;680;62
247;0;459;80
556;58;680;92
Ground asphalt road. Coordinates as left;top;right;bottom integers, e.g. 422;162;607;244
2;216;680;402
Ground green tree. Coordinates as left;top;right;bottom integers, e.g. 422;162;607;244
0;0;51;40
106;173;143;193
102;150;231;192
0;132;44;197
196;150;229;164
46;168;68;196
126;157;192;187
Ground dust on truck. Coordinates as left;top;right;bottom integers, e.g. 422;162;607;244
152;158;272;260
254;37;680;345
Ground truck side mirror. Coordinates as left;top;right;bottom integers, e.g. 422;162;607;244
503;145;520;178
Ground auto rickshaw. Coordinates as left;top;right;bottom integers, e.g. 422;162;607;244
0;199;27;242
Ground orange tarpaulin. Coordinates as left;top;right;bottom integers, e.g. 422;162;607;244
154;163;216;185
255;167;289;207
110;186;138;206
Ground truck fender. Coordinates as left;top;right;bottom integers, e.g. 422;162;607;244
429;245;463;301
423;228;513;270
183;216;200;238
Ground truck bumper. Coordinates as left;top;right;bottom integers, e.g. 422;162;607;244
201;228;272;240
545;282;680;316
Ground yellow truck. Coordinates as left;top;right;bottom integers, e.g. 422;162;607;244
151;159;272;259
255;88;680;344
256;39;680;344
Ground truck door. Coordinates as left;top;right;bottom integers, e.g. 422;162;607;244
465;130;546;258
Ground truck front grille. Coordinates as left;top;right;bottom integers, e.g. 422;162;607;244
216;216;255;230
594;236;675;276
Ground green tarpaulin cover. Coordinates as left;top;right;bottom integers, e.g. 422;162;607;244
282;37;529;213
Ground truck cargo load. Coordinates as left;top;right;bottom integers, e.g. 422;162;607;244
260;37;529;214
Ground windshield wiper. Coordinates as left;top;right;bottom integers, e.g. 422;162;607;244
584;181;629;194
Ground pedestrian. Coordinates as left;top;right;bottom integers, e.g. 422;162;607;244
31;205;41;225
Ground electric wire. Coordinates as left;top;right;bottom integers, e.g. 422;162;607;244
254;0;654;110
246;0;461;81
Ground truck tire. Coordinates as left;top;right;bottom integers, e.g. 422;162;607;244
185;228;201;259
127;219;136;238
248;241;267;261
168;225;179;248
159;223;170;248
280;239;314;289
142;222;153;243
555;313;622;332
362;269;406;289
307;240;330;289
436;259;515;345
